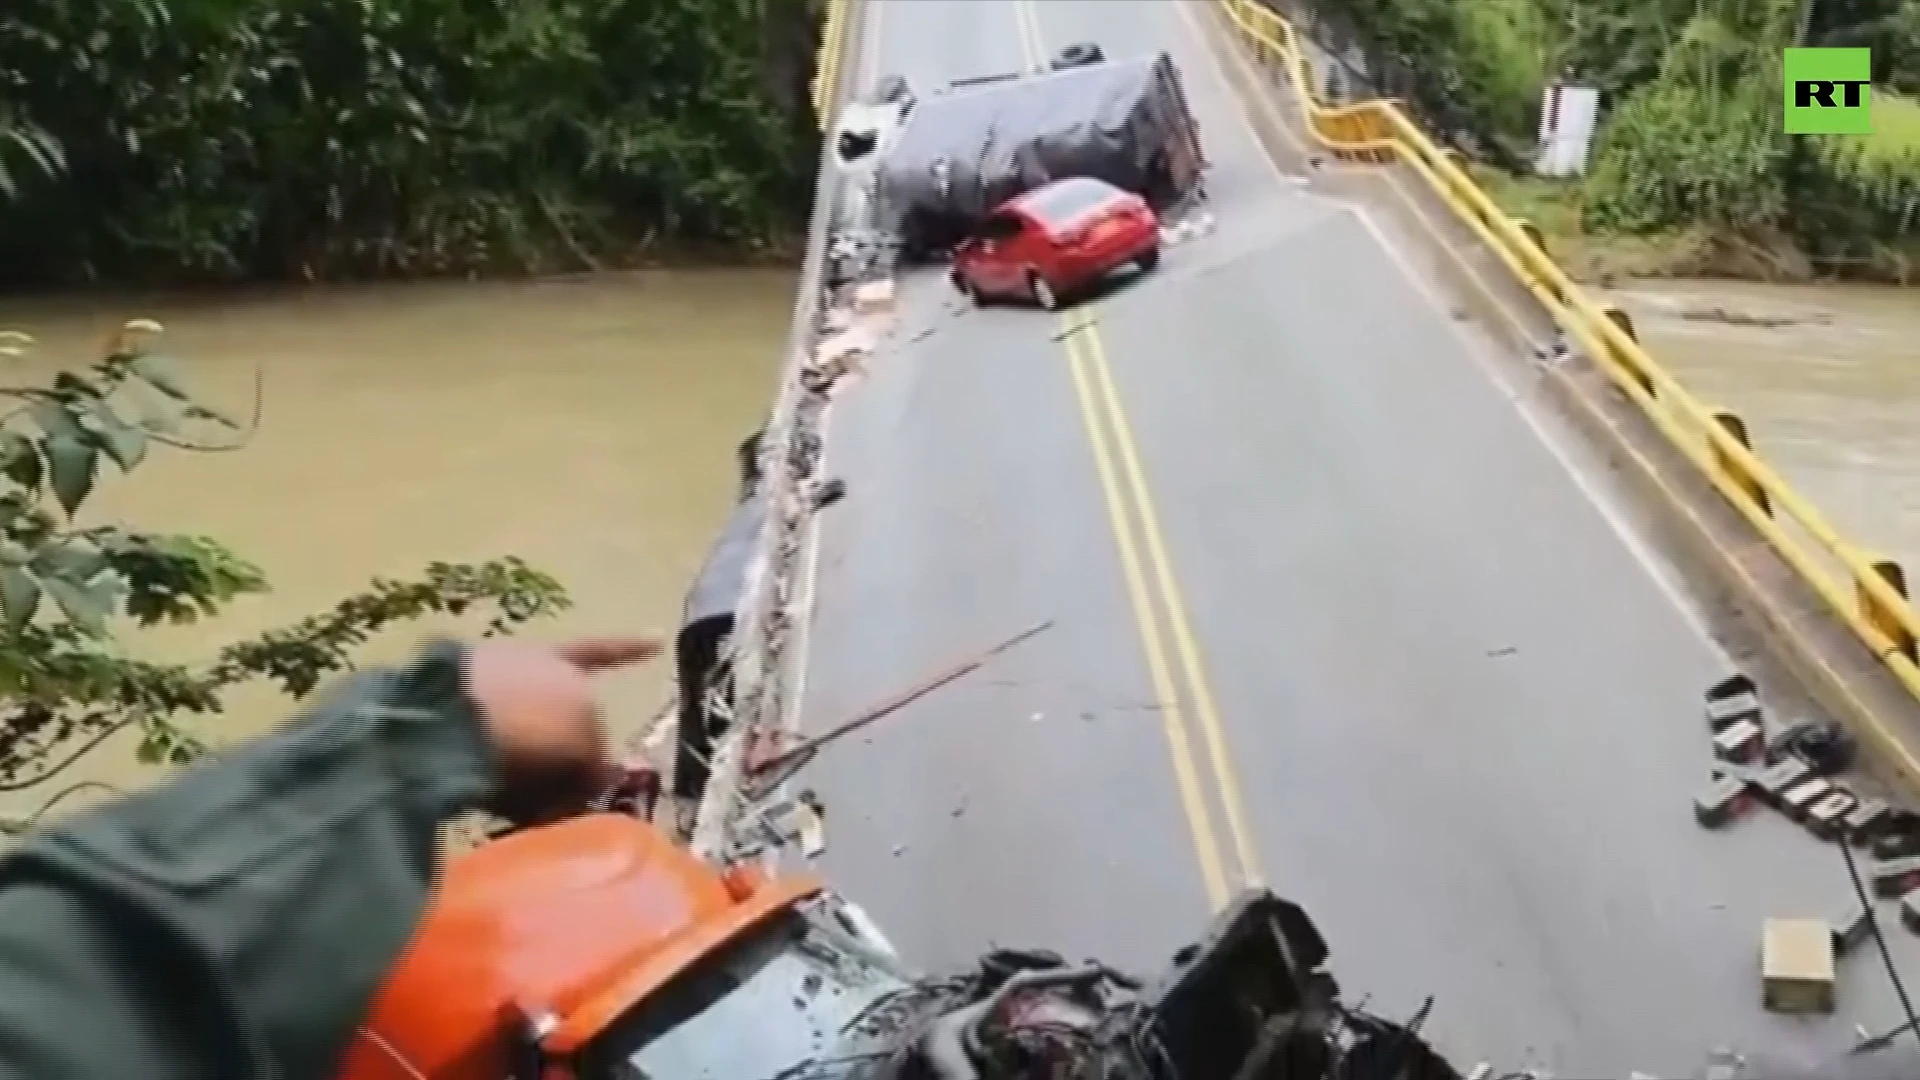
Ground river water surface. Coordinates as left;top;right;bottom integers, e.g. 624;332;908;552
1604;281;1920;572
0;270;790;813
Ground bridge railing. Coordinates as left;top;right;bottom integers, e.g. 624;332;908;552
690;0;854;860
1216;0;1920;706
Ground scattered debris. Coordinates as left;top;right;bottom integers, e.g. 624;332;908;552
1762;917;1837;1014
1870;810;1920;859
1532;329;1573;366
1849;798;1893;843
854;278;895;314
1871;856;1920;900
1485;645;1517;658
1832;903;1875;956
1677;304;1832;330
1158;210;1217;249
726;789;828;862
1695;773;1753;829
1809;790;1858;841
1702;1048;1744;1080
748;620;1057;785
1783;776;1835;822
1692;673;1920;1017
1773;719;1857;776
811;476;848;510
1705;673;1762;732
798;794;827;859
1713;719;1765;765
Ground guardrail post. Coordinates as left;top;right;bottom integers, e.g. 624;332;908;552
1515;218;1545;254
1709;411;1771;517
1857;556;1918;663
1601;306;1656;397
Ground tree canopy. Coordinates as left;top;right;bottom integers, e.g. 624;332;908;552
0;0;823;285
1325;0;1920;273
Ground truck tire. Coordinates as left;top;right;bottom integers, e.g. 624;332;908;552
1052;41;1105;70
1027;270;1061;311
1145;152;1176;205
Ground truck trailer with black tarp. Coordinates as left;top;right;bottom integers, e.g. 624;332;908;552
873;50;1206;259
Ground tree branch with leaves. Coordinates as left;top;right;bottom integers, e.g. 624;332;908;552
0;321;570;834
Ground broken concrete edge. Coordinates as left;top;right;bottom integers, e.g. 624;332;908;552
686;0;873;864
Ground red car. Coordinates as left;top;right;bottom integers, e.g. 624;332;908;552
949;176;1161;310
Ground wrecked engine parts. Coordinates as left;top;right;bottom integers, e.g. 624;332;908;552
802;890;1466;1080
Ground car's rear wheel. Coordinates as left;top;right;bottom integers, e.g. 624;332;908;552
1135;246;1161;272
1027;270;1061;311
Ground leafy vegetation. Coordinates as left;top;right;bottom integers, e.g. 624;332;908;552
0;321;570;832
1324;0;1920;278
0;0;823;285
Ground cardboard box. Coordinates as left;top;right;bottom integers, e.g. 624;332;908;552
1762;918;1836;1014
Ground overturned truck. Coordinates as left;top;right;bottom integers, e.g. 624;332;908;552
874;51;1206;260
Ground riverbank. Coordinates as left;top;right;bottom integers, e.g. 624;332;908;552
1475;169;1920;288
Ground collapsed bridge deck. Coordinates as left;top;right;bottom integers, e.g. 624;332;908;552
777;0;1920;1073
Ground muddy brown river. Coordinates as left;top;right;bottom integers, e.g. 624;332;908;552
0;270;791;814
1605;280;1920;571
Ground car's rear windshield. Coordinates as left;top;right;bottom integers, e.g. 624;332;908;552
1022;178;1121;229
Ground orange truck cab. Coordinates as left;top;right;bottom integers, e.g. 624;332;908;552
337;814;912;1080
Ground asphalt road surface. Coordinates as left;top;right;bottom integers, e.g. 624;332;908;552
793;0;1920;1074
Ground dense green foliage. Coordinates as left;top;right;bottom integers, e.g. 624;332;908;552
0;321;569;831
1324;0;1920;274
0;0;822;285
1582;7;1795;237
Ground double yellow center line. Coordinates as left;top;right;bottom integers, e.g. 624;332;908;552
1056;307;1262;907
1011;0;1262;909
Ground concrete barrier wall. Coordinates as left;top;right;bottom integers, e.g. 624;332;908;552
689;0;859;859
1216;0;1920;719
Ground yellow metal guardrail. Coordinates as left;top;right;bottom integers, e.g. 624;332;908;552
812;0;850;131
1217;0;1920;704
